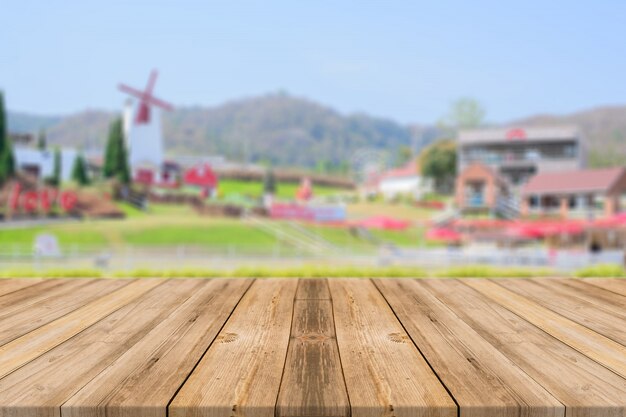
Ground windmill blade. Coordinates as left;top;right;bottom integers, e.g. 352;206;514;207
118;83;145;99
144;95;174;111
145;69;158;96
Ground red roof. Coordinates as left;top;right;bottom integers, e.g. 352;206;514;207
379;161;420;182
183;163;218;188
523;167;626;195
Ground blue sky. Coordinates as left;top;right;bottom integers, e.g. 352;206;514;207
2;1;626;124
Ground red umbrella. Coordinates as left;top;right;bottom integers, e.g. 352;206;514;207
355;216;411;230
426;227;462;242
594;213;626;228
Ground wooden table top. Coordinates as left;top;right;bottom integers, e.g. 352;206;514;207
0;277;625;417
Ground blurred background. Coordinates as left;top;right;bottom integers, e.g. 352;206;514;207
2;1;626;276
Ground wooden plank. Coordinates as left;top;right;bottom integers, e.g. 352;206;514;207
582;278;626;297
497;278;626;345
0;279;129;346
169;278;298;417
426;279;626;417
0;278;44;297
541;278;626;316
375;279;563;417
0;279;204;417
0;278;163;379
62;278;253;417
464;279;626;379
329;279;456;417
276;279;350;417
0;279;86;317
295;278;330;300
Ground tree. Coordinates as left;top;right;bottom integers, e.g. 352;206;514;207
438;97;486;134
37;129;47;150
0;90;16;184
103;117;131;184
263;167;277;195
51;147;62;186
420;140;457;193
71;153;90;186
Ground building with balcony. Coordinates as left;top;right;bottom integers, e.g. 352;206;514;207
457;126;586;187
455;126;587;215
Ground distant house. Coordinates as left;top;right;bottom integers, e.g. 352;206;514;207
13;147;77;181
374;161;431;200
9;133;34;146
521;167;626;218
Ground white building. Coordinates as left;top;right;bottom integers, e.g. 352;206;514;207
376;161;432;200
14;147;77;181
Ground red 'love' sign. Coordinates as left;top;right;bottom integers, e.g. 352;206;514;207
7;184;78;213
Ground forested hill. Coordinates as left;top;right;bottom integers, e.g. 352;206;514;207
8;94;434;168
10;95;626;168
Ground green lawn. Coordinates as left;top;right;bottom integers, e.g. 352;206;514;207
0;200;444;255
218;179;342;199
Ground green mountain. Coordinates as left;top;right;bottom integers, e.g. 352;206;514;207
8;94;432;168
10;94;626;169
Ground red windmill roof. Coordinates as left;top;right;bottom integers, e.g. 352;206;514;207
184;163;218;188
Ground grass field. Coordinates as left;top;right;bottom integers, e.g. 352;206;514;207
0;199;441;253
217;179;344;199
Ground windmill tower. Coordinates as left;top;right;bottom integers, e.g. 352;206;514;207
118;70;173;183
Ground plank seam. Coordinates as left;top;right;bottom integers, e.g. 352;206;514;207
422;279;568;414
58;279;220;415
461;279;626;391
0;279;164;382
371;278;460;417
274;279;298;417
582;279;626;297
163;278;256;417
326;277;352;417
0;279;134;348
491;279;626;349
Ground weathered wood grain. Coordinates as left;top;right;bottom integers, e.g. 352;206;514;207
0;277;624;417
375;278;563;417
497;278;626;345
427;279;626;417
464;279;626;379
329;279;456;417
0;279;202;417
542;278;626;316
295;278;331;300
62;278;252;417
0;279;129;346
0;279;85;318
276;279;350;417
582;278;626;297
0;278;43;297
169;278;298;417
0;278;163;379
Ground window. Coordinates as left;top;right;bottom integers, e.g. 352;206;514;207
568;196;577;209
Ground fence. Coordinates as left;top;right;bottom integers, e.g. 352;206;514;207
0;243;622;273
